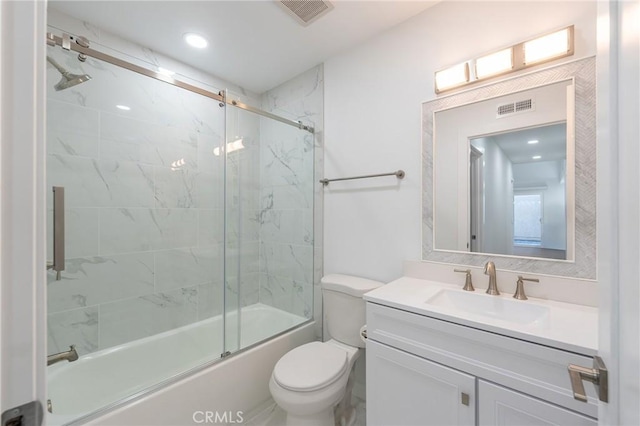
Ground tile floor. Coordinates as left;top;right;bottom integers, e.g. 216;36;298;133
246;396;366;426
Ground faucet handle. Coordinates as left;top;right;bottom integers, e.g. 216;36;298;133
454;269;475;292
514;275;539;300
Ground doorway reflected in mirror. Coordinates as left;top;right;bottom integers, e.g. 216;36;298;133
468;123;567;260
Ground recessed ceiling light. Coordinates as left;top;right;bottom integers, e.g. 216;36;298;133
532;155;542;160
183;33;208;49
528;140;539;144
116;105;131;111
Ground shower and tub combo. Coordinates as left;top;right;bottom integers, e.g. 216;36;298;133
45;24;318;425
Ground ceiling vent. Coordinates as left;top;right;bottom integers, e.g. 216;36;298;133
278;0;334;26
496;98;535;118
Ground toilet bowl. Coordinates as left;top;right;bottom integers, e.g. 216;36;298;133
269;274;383;426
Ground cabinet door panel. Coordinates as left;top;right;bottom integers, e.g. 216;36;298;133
478;380;597;426
367;340;475;426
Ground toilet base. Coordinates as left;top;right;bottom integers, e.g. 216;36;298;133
334;365;357;426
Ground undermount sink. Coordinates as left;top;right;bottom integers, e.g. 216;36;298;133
425;289;550;326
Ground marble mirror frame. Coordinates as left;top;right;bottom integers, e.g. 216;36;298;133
422;57;596;279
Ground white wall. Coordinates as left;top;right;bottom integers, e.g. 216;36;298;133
471;137;514;255
324;1;596;282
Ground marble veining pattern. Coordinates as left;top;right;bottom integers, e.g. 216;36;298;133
47;9;321;357
259;66;323;328
46;22;230;355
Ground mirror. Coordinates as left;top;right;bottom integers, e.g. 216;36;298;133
433;80;574;261
422;58;596;280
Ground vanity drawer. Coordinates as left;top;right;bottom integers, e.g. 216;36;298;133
366;302;598;418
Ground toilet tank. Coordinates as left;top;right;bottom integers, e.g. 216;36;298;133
321;274;384;348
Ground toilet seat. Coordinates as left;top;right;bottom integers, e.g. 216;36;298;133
273;342;348;392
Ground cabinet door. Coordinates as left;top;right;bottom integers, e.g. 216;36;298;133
478;380;597;425
367;340;475;426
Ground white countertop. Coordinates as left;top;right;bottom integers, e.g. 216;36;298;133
364;277;598;356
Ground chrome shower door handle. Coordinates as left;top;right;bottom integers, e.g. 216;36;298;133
568;356;608;403
47;186;65;280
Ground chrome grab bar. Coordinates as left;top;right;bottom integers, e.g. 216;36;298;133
319;170;405;186
47;186;65;280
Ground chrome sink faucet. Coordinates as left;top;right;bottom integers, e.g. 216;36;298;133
47;345;79;366
484;261;499;295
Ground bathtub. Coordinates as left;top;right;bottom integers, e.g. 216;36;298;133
47;303;315;425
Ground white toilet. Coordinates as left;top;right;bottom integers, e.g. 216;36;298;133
269;274;383;426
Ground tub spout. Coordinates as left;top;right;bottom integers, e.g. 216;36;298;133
48;345;79;366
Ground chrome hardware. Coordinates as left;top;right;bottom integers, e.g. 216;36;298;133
61;33;71;51
221;351;231;358
75;36;90;62
454;269;474;291
2;401;43;426
47;400;52;414
484;261;499;295
45;32;313;134
320;170;405;186
47;186;65;280
461;392;470;406
74;35;90;48
47;345;78;366
513;275;539;300
360;327;368;339
568;356;608;403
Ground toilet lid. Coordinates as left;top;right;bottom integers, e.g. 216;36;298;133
273;342;348;392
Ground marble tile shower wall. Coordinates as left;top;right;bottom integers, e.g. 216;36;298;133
224;107;262;317
46;10;323;354
46;10;263;356
46;49;231;356
259;66;324;335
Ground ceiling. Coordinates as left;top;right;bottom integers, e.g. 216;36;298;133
488;123;567;164
49;0;439;94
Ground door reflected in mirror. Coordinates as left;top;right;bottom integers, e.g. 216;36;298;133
468;123;567;259
433;79;574;261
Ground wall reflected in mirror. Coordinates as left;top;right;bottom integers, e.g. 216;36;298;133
433;79;574;261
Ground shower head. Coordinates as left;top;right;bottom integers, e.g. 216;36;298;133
47;56;91;91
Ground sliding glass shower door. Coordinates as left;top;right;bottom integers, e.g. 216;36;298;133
45;27;315;425
46;44;227;422
224;105;314;354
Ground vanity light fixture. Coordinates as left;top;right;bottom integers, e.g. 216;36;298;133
527;140;539;144
475;48;513;80
183;33;208;49
434;62;470;93
532;155;542;160
435;25;574;94
523;27;573;65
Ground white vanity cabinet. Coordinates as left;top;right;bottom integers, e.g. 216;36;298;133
478;381;595;425
367;340;475;426
366;302;598;426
